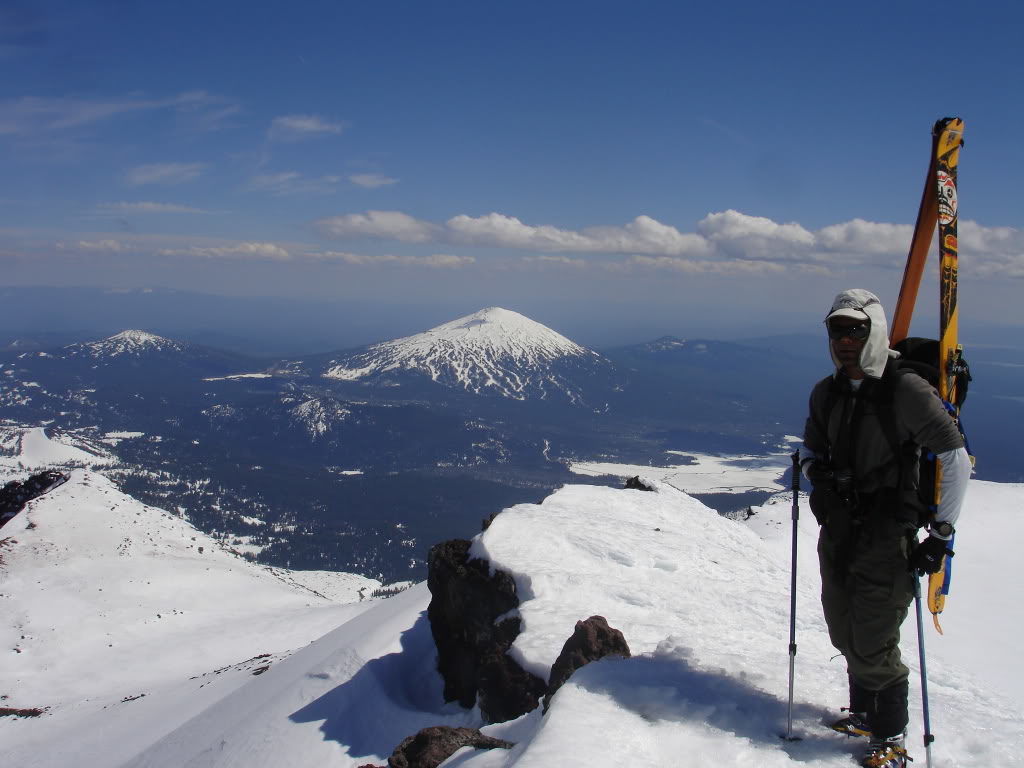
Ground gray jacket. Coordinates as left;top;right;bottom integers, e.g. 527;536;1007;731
803;367;964;507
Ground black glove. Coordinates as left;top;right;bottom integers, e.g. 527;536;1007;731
803;460;835;489
805;461;841;526
909;534;954;574
809;486;840;526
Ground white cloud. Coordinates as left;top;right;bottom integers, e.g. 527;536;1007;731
159;242;292;261
315;211;439;243
627;254;788;275
521;255;588;269
349;173;398;189
312;208;1024;279
249;172;341;196
269;114;345;142
97;202;210;215
816;218;914;255
125;162;206;186
697;210;817;261
57;239;131;253
447;213;599;252
318;251;475;268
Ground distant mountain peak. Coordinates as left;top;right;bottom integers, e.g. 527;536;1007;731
75;330;186;357
324;307;605;401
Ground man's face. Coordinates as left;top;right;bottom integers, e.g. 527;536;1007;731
827;316;869;374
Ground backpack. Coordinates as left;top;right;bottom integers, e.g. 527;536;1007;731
881;337;973;519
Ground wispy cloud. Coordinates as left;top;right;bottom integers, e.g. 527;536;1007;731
317;251;475;268
0;91;238;136
268;114;345;142
56;239;133;253
349;173;398;189
159;242;293;261
97;202;211;215
125;162;206;186
248;171;341;196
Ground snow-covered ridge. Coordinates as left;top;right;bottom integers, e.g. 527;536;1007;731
0;468;380;767
70;330;187;358
0;424;116;469
324;307;603;400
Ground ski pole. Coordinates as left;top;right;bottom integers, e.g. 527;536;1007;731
913;573;935;768
783;451;801;741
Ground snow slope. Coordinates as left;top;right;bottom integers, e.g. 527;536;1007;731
0;424;116;469
2;469;1018;767
0;469;381;768
323;307;607;401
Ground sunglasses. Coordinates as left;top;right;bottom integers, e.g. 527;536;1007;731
826;321;871;341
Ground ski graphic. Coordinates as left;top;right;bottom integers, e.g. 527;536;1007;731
928;117;965;631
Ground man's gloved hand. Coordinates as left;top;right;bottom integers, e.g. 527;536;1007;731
805;461;838;526
803;460;834;489
909;534;954;574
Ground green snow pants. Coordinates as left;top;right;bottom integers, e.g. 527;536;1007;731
817;511;916;694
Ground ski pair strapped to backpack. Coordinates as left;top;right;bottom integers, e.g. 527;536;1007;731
890;117;969;633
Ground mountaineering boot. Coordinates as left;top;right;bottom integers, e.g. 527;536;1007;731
831;709;870;737
834;677;875;737
861;733;910;768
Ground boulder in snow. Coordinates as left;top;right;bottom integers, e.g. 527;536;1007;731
387;725;513;768
544;615;631;711
426;538;546;723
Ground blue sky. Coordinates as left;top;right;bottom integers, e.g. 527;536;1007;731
1;0;1022;340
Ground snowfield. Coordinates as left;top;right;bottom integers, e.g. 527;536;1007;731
1;463;1019;766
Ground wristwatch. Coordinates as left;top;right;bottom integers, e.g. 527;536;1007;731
930;521;955;538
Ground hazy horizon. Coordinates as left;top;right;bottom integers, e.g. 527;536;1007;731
1;285;1020;358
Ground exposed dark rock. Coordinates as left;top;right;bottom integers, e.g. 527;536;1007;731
0;470;67;528
426;539;546;722
624;475;654;491
0;706;48;718
388;726;513;768
544;615;631;711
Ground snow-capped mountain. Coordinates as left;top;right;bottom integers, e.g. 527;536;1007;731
323;307;617;404
68;329;188;358
0;330;264;407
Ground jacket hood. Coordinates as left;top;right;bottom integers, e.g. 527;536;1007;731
825;288;893;379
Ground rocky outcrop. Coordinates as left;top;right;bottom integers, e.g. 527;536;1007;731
544;615;631;710
624;475;654;491
0;471;67;529
426;539;546;723
388;726;513;768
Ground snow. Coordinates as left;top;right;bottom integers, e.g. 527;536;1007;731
0;425;115;469
0;470;384;768
323;307;602;400
72;330;185;357
1;453;1019;767
570;438;802;494
289;397;351;438
203;373;272;381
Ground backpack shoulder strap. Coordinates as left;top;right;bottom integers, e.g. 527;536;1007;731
809;374;839;462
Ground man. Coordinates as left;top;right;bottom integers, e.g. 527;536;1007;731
800;289;972;768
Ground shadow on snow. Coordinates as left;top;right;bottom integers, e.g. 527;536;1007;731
564;653;859;763
289;611;476;761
